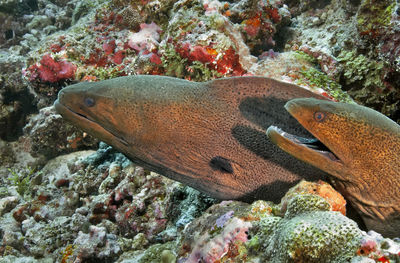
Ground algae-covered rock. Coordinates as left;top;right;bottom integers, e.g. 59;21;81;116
280;180;347;216
0;0;38;15
117;241;176;263
0;61;36;141
356;0;396;39
22;106;98;160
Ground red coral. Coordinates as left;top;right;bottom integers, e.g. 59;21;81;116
149;53;162;65
176;43;245;76
50;44;62;53
243;15;262;37
102;40;116;55
265;6;281;23
27;54;76;83
85;48;108;67
176;43;217;64
215;47;245;76
111;50;125;65
377;256;390;263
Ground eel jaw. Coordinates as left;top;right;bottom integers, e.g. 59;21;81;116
266;126;342;167
54;99;129;147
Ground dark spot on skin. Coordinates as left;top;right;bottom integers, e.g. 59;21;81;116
232;125;275;160
239;96;312;136
232;124;327;202
209;156;234;173
239;180;304;203
84;97;95;107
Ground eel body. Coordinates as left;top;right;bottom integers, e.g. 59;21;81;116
267;98;400;237
54;75;328;202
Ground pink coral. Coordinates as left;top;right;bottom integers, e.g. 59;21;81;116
128;22;162;52
27;54;76;83
102;40;116;55
187;217;251;262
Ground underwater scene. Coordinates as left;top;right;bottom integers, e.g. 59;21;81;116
0;0;400;262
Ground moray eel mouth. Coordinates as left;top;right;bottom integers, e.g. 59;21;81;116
267;98;343;165
54;98;129;147
267;126;341;163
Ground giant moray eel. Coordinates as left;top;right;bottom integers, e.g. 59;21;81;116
54;75;328;202
267;98;400;237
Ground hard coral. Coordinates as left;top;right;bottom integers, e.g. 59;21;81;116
187;217;251;262
253;193;363;263
280;180;347;216
27;54;76;83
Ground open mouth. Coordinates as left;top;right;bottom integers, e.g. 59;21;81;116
268;126;341;163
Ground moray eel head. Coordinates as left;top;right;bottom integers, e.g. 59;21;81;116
267;98;348;178
54;80;131;150
267;97;400;237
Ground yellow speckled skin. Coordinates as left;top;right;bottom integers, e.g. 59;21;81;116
269;98;400;238
54;75;328;203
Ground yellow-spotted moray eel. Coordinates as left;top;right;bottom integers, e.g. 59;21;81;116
267;98;400;238
54;75;329;203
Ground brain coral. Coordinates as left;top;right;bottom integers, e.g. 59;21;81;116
254;194;363;263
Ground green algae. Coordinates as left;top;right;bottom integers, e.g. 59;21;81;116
0;186;9;198
293;50;317;65
337;50;384;89
7;166;38;197
299;67;354;103
292;51;353;103
337;50;399;123
357;0;396;34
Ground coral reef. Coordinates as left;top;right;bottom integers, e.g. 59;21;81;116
177;181;400;262
0;143;216;261
22;106;98;161
0;60;36;141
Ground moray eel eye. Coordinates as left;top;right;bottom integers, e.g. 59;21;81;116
84;97;95;107
314;111;325;122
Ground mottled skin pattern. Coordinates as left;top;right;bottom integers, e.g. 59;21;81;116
54;75;328;203
267;98;400;237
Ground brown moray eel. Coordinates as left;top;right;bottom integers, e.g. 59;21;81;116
54;75;329;202
267;98;400;237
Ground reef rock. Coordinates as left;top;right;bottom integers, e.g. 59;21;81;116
177;181;400;262
22;106;98;160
